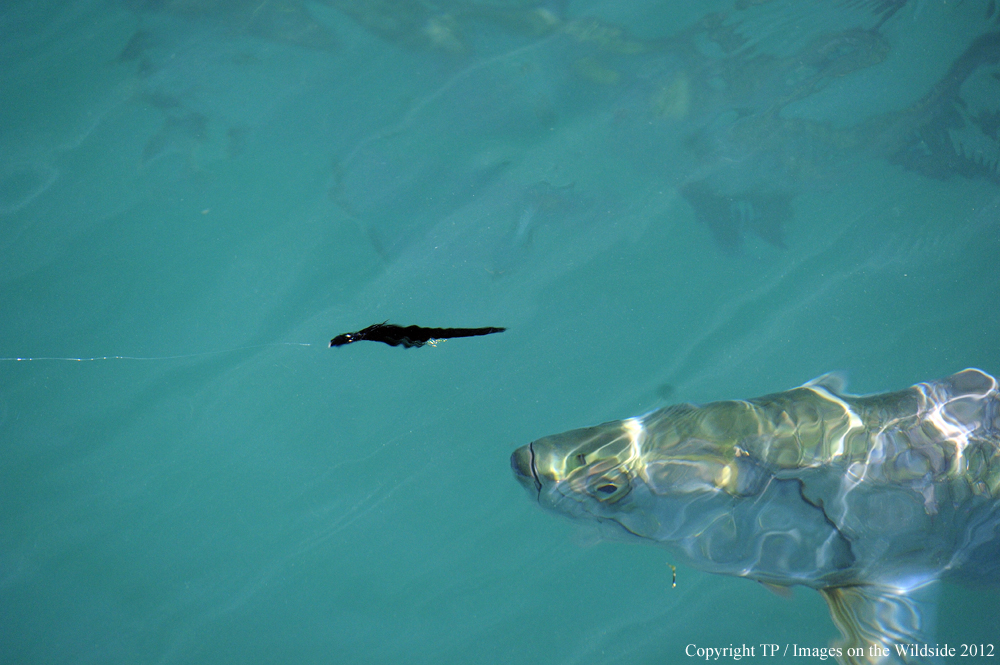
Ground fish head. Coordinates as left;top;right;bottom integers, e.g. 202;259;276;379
511;406;761;548
512;402;855;584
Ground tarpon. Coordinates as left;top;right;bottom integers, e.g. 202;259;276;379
511;369;1000;664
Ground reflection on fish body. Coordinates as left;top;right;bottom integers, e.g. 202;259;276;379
511;369;1000;664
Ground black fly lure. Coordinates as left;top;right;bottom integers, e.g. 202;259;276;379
330;322;505;349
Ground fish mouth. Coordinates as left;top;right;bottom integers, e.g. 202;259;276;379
510;443;542;496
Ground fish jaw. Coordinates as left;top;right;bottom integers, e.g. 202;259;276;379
510;444;541;496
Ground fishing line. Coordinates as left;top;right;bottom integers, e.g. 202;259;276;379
0;342;312;362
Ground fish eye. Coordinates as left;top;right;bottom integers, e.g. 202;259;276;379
576;453;587;465
588;472;630;503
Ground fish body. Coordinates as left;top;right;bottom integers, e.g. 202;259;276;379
511;369;1000;663
670;27;999;253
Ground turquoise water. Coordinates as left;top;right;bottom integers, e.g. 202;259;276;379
1;1;998;663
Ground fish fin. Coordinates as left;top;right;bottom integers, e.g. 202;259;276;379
741;191;791;249
680;181;790;254
680;181;744;254
802;372;849;395
759;581;794;599
117;29;158;63
886;33;1000;184
820;579;939;664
